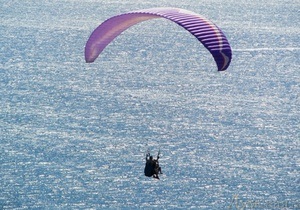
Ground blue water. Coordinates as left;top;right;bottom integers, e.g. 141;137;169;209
1;0;299;209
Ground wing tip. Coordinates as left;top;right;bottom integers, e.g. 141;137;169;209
217;50;232;71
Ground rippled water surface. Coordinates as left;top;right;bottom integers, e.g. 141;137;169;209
0;0;299;209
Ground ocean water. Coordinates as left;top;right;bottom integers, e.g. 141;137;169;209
0;0;299;209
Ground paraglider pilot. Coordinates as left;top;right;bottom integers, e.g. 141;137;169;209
144;151;162;179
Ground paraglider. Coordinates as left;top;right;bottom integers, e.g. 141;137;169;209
144;150;162;179
85;7;232;71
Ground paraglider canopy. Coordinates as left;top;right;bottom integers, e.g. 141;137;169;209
85;7;232;71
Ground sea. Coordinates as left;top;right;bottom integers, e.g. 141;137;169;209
0;0;299;209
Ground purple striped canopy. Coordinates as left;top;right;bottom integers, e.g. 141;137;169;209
85;7;232;71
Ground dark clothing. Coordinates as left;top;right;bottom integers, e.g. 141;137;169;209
144;153;161;179
144;160;155;177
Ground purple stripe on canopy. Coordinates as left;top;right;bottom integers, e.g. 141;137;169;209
85;7;232;71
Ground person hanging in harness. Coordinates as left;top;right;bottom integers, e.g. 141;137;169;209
144;150;162;179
